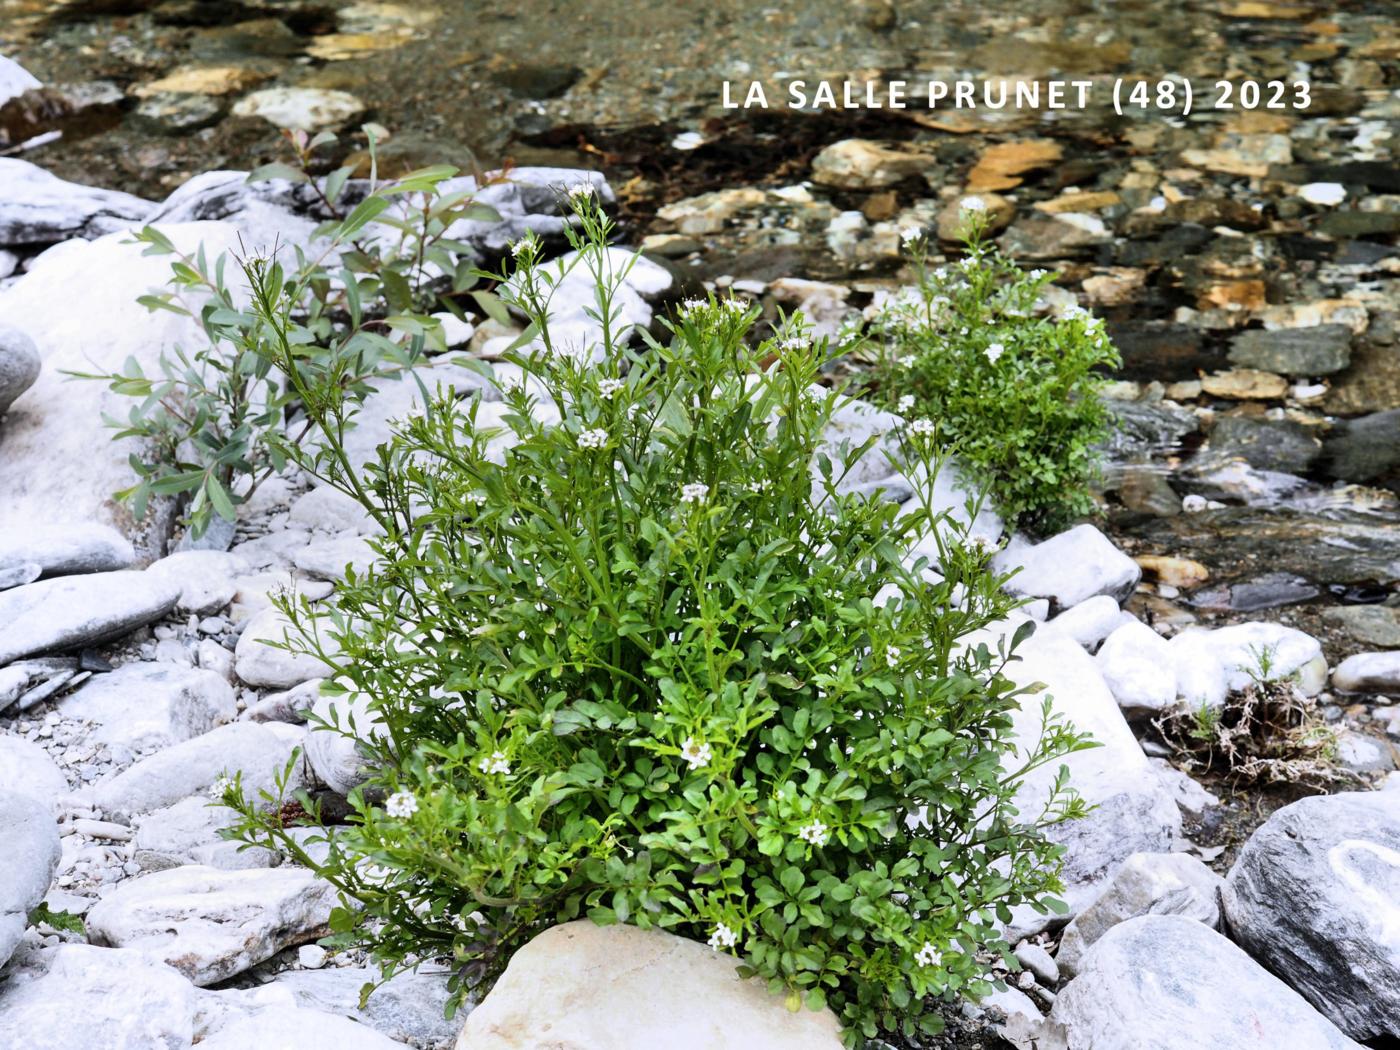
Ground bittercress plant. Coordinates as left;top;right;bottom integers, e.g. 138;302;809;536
215;193;1094;1045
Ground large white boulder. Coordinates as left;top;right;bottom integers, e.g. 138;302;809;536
235;606;342;688
1222;791;1400;1042
0;222;244;534
993;525;1141;611
0;570;180;666
60;662;236;752
0;158;151;248
86;864;338;985
1095;620;1177;718
0;791;61;970
454;921;844;1050
1048;915;1361;1050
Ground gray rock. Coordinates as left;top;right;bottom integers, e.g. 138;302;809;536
994;524;1142;612
79;721;309;819
234;606;341;688
133;795;278;869
1323;605;1400;648
0;656;81;714
305;691;380;795
0;792;61;969
437;167;615;254
294;533;376;582
0;736;68;802
1095;620;1177;718
1223;791;1400;1042
86;864;337;985
1013;942;1059;986
1049;915;1361;1050
60;662;237;752
1056;852;1223;977
1322;409;1400;484
199;1004;411;1050
275;965;460;1049
145;171;324;256
977;987;1048;1050
0;944;207;1048
145;549;246;615
0;159;152;248
289;485;380;535
1207;415;1323;475
0;323;40;417
0;521;134;578
0;570;180;666
1188;571;1321;613
132;91;223;134
0;562;40;590
1228;325;1352;376
1332;650;1400;694
243;677;321;724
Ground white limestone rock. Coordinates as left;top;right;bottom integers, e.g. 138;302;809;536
60;662;236;752
0;570;180;666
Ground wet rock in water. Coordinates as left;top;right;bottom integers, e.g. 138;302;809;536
0;521;134;579
1331;651;1400;695
1181;459;1313;507
1206;414;1322;475
1000;630;1180;927
967;139;1062;191
78;720;308;819
1223;791;1400;1042
0;159;152;249
132;91;225;134
234;606;341;688
1320;409;1400;484
1049;915;1360;1049
0;81;124;150
231;86;366;131
1228;324;1352;377
0;324;41;419
1056;852;1223;978
0;570;180;666
0;944;206;1049
1323;605;1400;648
1115;464;1182;517
1099;399;1199;461
0;736;68;802
1096;620;1178;718
491;60;581;99
809;139;935;190
0;791;61;970
998;213;1110;260
1188;571;1321;612
274;965;459;1048
1199;368;1289;400
1049;594;1129;653
454;920;845;1050
1134;554;1208;589
993;524;1141;612
86;864;337;985
60;662;237;752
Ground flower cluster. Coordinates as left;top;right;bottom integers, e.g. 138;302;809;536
597;377;624;400
576;427;609;449
478;751;511;775
385;790;419;819
679;737;712;770
680;482;710;505
798;819;830;847
708;923;738;950
914;942;942;968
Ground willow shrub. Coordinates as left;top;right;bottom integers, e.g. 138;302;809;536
222;194;1092;1044
857;205;1121;533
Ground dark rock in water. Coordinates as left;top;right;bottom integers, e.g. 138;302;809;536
1323;605;1400;647
1228;325;1351;377
0;82;124;149
997;214;1109;260
1099;399;1199;461
1109;322;1219;381
1189;572;1320;612
1163;198;1267;231
1115;465;1181;517
1320;409;1400;484
132;92;224;134
1223;792;1400;1043
1112;223;1212;268
1207;415;1322;476
1318;211;1400;238
492;61;582;99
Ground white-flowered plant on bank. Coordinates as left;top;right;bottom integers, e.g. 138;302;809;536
385;790;419;819
679;736;712;770
576;427;609;449
679;482;710;505
477;751;511;776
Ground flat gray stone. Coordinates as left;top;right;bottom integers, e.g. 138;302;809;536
0;159;152;248
0;570;180;666
60;662;237;752
0;791;61;970
0;323;40;417
1228;324;1351;377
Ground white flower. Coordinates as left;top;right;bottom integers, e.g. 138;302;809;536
680;737;712;770
985;342;1005;364
885;646;900;667
897;394;915;413
774;336;808;352
900;225;922;243
566;181;593;202
597;377;624;400
960;195;987;213
915;941;942;968
970;533;999;555
746;478;771;493
478;750;511;776
679;297;708;318
721;297;748;314
707;922;738;950
909;419;936;437
933;267;948;280
385;790;419;819
1029;268;1047;280
577;427;609;449
208;775;232;799
798;819;830;847
680;482;710;504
